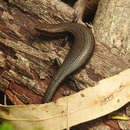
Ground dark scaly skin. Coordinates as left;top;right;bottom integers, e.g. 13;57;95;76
35;23;95;103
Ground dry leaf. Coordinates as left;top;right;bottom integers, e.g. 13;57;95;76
0;69;130;130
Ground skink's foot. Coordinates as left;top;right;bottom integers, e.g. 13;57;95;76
66;75;83;91
63;75;84;96
62;76;83;96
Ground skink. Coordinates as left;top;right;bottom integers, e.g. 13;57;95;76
35;23;95;103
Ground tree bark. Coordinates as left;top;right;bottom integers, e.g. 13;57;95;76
94;0;130;60
0;0;129;105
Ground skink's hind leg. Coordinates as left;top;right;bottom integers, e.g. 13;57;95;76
66;75;83;91
62;75;83;96
51;58;83;96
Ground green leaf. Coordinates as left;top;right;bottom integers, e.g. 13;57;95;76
0;121;14;130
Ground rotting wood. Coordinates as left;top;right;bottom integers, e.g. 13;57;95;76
0;0;129;105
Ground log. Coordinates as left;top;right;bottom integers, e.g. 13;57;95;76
0;0;129;105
